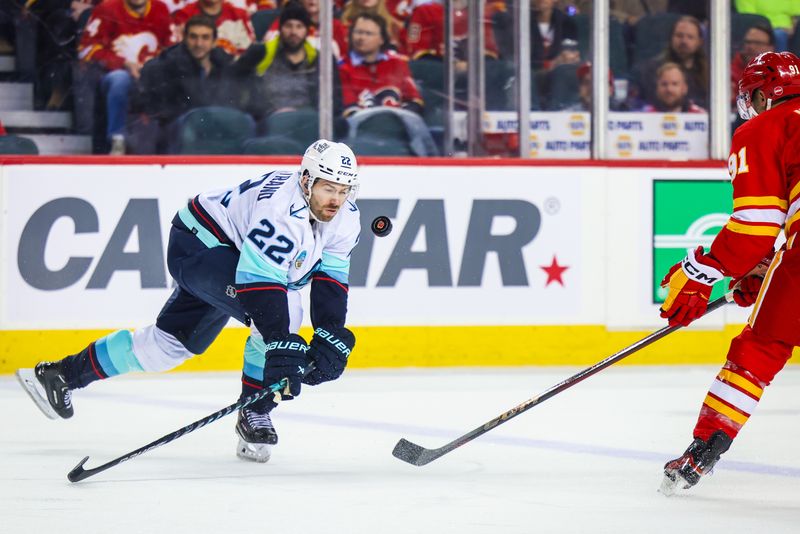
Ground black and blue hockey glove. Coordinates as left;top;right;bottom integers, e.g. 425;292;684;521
303;327;355;385
263;333;310;400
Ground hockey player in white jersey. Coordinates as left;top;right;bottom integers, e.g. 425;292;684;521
16;140;360;463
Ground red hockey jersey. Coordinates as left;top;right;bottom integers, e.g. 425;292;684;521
173;2;255;56
338;51;424;116
386;0;413;23
79;0;173;70
403;0;499;60
709;98;800;278
163;0;275;13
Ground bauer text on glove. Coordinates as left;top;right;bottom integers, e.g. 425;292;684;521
263;333;309;400
303;327;355;385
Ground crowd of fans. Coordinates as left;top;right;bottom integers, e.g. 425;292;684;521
0;0;798;154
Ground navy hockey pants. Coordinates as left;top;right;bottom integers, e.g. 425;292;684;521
156;224;248;354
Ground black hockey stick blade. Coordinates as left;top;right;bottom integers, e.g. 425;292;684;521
67;456;92;482
392;438;438;466
392;294;732;467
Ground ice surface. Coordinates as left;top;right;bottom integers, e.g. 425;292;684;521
2;366;799;533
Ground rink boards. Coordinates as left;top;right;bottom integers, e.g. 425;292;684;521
0;157;780;372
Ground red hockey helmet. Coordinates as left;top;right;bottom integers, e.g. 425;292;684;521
737;51;800;120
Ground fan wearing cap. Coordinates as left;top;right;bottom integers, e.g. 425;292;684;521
658;51;800;495
233;2;343;119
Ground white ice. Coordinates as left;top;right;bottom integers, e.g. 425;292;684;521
2;366;799;534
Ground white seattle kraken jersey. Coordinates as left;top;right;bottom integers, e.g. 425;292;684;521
191;170;361;290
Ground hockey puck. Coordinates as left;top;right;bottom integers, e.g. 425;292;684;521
371;215;392;237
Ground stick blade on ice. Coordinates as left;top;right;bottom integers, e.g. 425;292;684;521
67;456;91;482
392;439;438;466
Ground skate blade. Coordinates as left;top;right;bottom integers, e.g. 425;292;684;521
236;438;272;463
15;369;59;420
658;470;688;497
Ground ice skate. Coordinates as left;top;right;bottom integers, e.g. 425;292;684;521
15;362;74;420
659;431;732;496
235;407;278;463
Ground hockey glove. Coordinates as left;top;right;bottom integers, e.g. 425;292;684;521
660;246;725;327
729;275;763;307
303;327;355;386
728;249;774;307
263;333;310;401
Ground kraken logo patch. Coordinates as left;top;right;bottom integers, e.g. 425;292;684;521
294;251;307;269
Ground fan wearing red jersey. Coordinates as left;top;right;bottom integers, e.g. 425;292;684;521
338;12;423;117
659;51;800;496
401;0;500;61
74;0;173;153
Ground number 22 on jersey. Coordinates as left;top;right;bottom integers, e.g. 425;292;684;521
248;219;295;265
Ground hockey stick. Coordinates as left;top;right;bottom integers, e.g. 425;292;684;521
67;377;293;483
392;293;732;466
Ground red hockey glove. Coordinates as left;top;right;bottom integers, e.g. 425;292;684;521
728;275;763;307
660;246;725;327
727;250;774;307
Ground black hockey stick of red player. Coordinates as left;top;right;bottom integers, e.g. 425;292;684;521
67;376;294;483
392;294;732;466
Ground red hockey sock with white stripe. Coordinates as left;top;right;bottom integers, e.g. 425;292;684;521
693;363;765;440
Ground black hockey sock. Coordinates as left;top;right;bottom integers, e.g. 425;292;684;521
240;375;278;413
60;342;109;389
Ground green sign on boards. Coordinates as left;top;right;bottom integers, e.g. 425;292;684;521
652;180;733;304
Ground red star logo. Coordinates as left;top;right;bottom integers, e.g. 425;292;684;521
541;255;569;287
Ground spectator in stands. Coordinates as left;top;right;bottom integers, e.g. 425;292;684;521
173;0;255;56
731;25;774;102
133;15;237;152
163;0;276;14
37;1;101;110
264;0;349;59
552;60;593;111
631;15;708;109
530;0;578;71
341;0;403;49
404;0;500;65
0;0;100;110
735;0;800;52
233;2;341;121
641;62;705;113
0;118;6;135
74;0;173;154
552;61;621;112
339;12;423;116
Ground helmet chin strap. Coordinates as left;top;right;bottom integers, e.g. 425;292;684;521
301;176;322;222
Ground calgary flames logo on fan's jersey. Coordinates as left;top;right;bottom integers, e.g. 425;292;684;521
217;19;253;54
357;87;403;109
112;32;160;64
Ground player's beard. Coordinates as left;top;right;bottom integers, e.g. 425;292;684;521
312;202;340;222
